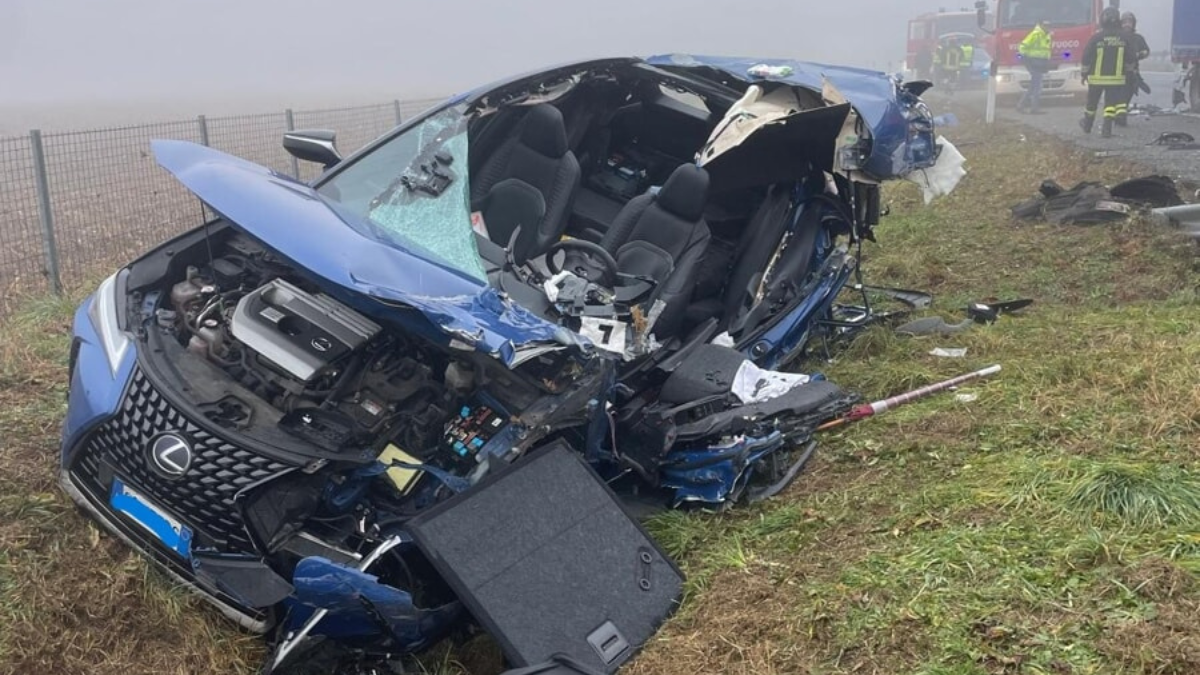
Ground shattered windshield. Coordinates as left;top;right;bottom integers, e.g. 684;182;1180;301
1000;0;1094;28
316;104;486;282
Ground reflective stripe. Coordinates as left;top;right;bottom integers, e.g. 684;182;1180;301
1091;42;1126;84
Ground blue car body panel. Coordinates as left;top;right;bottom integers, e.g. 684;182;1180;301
288;556;458;647
151;140;583;368
62;297;136;462
645;53;938;179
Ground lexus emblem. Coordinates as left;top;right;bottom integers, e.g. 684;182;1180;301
149;434;193;477
311;337;332;352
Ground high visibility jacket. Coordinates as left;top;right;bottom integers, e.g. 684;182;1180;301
961;44;975;64
942;46;963;69
1018;25;1052;60
1083;29;1128;86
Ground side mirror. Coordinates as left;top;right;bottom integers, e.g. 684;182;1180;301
283;129;342;169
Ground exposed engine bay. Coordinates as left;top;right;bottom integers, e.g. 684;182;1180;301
153;232;547;493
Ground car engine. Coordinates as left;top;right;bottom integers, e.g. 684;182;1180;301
161;235;479;459
230;278;380;383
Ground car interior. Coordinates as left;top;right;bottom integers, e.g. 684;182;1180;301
465;68;850;344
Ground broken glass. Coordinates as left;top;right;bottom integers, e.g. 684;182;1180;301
318;105;487;282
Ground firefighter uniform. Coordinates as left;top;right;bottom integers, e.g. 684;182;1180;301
1117;12;1151;127
1080;9;1129;138
937;39;963;90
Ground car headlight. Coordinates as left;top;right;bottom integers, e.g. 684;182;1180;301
87;273;130;376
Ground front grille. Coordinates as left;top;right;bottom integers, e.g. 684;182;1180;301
71;367;292;554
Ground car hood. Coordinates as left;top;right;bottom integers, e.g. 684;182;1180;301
644;54;938;179
152;140;583;368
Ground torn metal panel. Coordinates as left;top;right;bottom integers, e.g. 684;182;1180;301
647;54;940;179
697;97;852;189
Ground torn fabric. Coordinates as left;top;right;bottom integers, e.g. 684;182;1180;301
906;136;967;204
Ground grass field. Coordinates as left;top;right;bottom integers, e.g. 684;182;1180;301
0;115;1196;675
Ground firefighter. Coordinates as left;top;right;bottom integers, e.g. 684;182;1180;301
1116;11;1151;126
1080;7;1129;138
1017;21;1053;114
961;39;976;73
938;36;963;91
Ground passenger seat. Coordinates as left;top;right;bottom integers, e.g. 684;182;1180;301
600;164;711;339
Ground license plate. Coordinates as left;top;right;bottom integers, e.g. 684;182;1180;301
109;478;193;559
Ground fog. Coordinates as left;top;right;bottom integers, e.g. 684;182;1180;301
0;0;1179;130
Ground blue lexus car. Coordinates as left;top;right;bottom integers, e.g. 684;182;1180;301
61;56;940;673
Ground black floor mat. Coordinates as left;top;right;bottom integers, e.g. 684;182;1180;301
408;441;683;673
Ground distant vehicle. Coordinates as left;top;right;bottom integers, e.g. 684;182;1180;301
906;9;994;80
1171;0;1200;110
975;0;1106;101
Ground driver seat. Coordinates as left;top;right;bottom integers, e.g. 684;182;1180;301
471;105;581;259
601;164;711;339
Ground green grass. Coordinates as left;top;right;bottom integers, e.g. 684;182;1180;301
1;116;1197;675
627;118;1199;675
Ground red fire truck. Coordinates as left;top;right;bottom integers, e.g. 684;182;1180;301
975;0;1107;101
905;10;993;80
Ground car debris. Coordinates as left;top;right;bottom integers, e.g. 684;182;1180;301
1148;131;1197;146
1011;175;1183;224
59;55;955;674
897;315;975;336
852;284;934;309
817;365;1003;432
929;347;968;358
966;298;1033;324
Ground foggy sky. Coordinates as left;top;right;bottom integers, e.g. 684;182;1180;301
0;0;1179;122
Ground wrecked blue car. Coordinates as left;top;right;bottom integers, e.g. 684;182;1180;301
60;57;941;673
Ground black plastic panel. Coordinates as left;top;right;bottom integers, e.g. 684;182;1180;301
409;441;683;672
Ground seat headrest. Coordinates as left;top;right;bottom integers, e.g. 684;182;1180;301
518;104;569;158
656;165;709;222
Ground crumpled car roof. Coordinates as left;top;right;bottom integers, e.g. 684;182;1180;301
644;54;935;178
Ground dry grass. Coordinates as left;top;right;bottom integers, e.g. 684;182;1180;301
1;114;1197;675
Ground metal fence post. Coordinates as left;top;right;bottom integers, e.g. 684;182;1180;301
29;129;63;295
285;108;300;178
197;115;210;146
393;99;403;126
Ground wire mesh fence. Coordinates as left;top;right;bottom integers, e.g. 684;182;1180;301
0;97;446;314
0;136;46;298
41;120;204;291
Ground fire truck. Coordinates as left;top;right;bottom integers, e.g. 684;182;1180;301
974;0;1107;101
1171;0;1200;110
905;10;993;80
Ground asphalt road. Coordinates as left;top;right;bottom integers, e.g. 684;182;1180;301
935;71;1200;185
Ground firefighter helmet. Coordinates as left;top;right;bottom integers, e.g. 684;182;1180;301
1101;7;1121;29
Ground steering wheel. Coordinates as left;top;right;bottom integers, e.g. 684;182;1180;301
545;239;620;288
